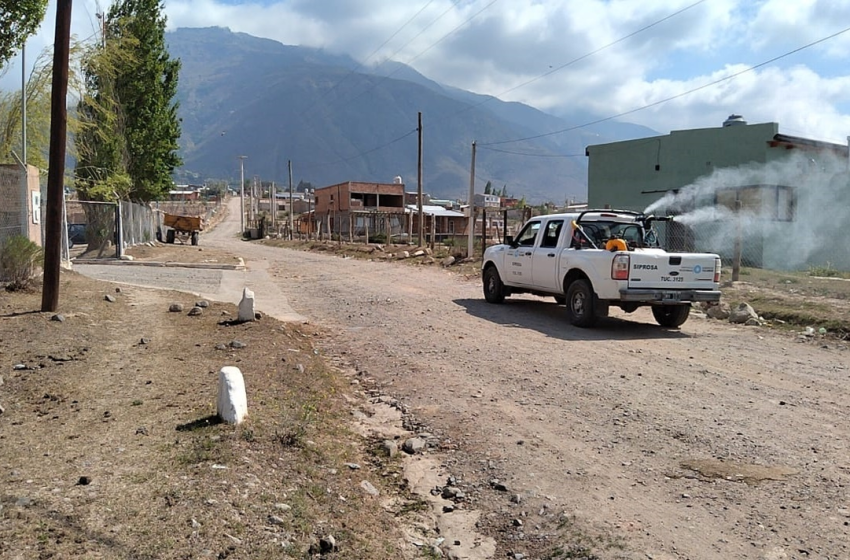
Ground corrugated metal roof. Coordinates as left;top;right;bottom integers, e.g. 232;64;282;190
405;204;466;217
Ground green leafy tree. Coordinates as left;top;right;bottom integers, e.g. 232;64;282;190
0;0;48;69
484;180;492;195
1;43;85;171
75;32;137;201
0;48;52;169
204;180;228;198
75;0;181;202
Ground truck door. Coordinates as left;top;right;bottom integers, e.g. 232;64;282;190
505;220;541;286
531;219;564;292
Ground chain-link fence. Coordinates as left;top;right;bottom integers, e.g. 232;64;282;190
63;199;173;261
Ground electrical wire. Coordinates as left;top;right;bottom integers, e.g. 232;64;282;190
296;127;419;173
311;0;499;124
402;0;500;67
481;24;850;147
435;0;707;124
478;145;585;158
296;1;500;171
295;0;437;123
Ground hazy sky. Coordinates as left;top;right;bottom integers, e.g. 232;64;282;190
5;0;850;145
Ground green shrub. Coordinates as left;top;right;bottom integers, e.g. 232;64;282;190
808;262;849;278
0;235;44;290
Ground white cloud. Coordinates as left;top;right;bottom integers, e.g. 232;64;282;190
3;0;850;145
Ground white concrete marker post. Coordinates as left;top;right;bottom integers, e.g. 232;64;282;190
238;287;255;322
217;366;248;424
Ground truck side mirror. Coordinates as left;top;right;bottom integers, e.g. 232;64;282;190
504;234;514;246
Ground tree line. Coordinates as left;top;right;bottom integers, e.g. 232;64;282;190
0;0;182;203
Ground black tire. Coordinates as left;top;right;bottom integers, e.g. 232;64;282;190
554;296;566;305
566;279;597;327
191;232;199;246
652;304;691;328
166;229;176;244
483;266;506;304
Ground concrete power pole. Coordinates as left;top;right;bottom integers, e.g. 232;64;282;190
238;156;247;236
417;111;423;247
467;141;476;258
288;160;293;240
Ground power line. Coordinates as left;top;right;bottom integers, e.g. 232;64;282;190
310;0;498;125
436;0;707;124
479;145;585;158
296;1;500;171
297;127;419;173
296;1;438;123
481;24;850;147
402;0;500;67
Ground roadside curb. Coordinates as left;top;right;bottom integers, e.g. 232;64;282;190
72;258;246;270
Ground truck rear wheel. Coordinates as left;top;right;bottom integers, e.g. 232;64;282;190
652;304;690;328
566;279;596;327
191;232;199;246
166;229;176;244
483;266;506;304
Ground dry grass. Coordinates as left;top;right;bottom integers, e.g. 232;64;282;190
720;266;850;335
0;271;415;559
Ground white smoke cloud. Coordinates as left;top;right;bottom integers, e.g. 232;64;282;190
644;151;850;270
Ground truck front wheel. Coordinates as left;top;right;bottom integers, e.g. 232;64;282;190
566;279;596;327
483;266;506;304
652;304;690;328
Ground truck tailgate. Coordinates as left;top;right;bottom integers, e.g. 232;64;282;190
628;253;717;290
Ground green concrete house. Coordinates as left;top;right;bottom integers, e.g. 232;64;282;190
585;115;850;270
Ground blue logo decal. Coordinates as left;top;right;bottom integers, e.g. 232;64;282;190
694;265;702;274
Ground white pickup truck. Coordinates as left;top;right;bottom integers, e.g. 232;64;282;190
481;209;721;328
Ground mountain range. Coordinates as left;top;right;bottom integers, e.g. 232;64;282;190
167;27;658;203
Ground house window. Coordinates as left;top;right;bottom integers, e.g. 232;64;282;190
715;184;796;222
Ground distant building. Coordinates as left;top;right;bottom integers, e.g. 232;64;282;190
169;188;200;201
314;180;408;240
500;197;520;209
406;204;467;241
586;115;850;269
474;193;500;209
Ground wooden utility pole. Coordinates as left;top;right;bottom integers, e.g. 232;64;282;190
467;141;476;258
288;160;293;240
417;111;423;247
41;0;73;312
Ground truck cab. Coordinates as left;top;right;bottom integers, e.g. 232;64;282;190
481;210;722;328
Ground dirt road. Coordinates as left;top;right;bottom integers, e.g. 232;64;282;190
80;199;850;559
